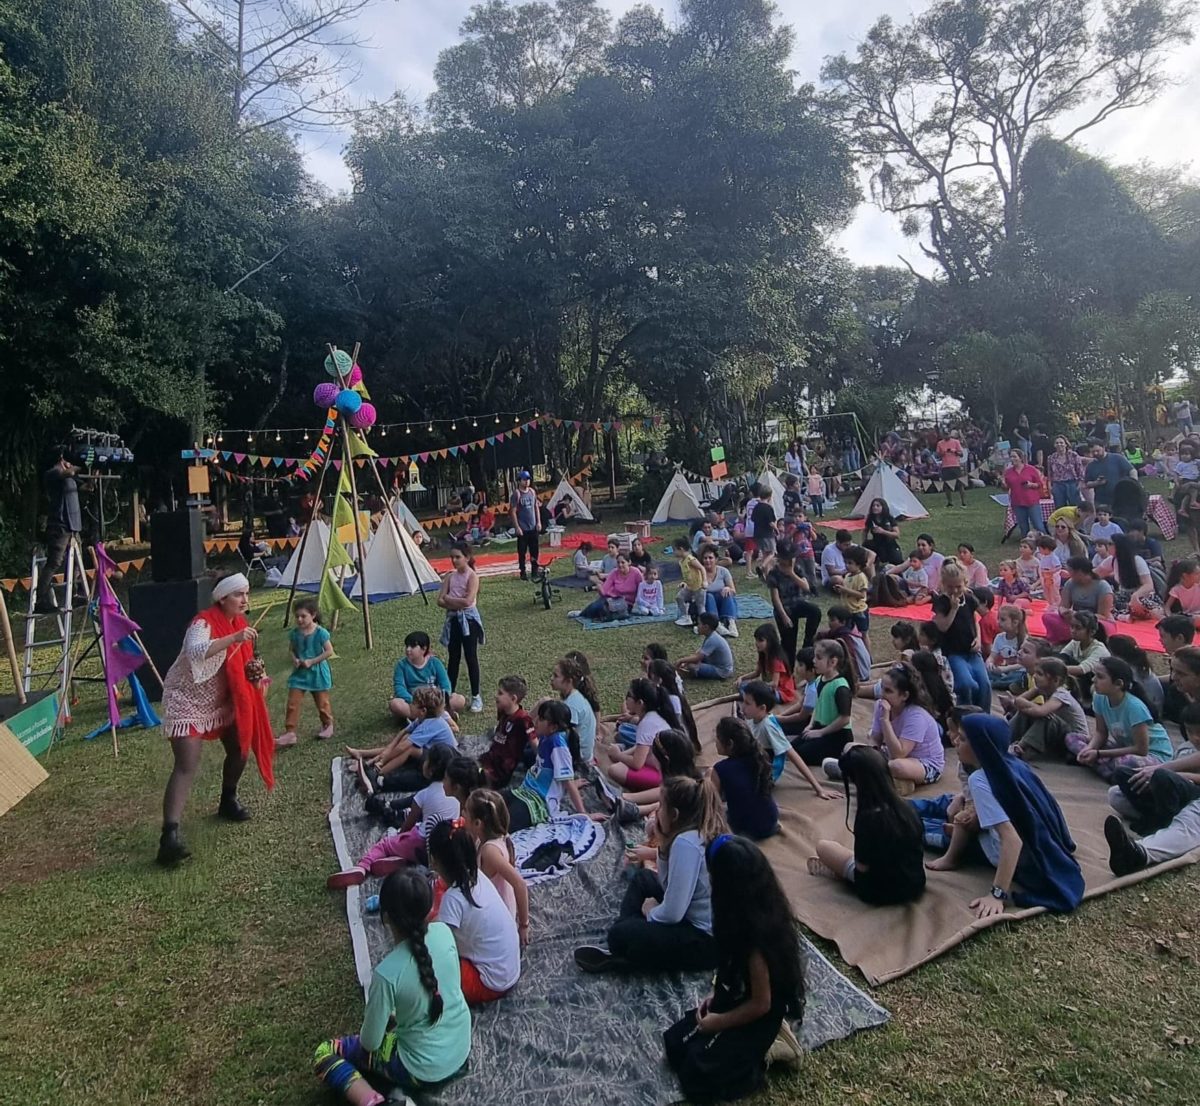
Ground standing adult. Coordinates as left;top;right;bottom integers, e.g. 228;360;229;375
35;448;88;613
156;573;275;866
1047;436;1085;509
1004;449;1044;538
784;439;806;478
1175;398;1194;437
509;470;542;581
1084;441;1135;510
439;542;485;713
935;429;968;508
1029;424;1053;472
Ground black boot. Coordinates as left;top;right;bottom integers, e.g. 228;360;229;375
1104;815;1148;877
217;789;252;822
156;823;191;866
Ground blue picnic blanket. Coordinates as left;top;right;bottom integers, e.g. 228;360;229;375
574;593;775;630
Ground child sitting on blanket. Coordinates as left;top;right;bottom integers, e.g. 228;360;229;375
1007;657;1088;761
390;630;466;721
500;698;588;831
1016;538;1042;595
465;789;530;942
740;680;836;800
552;653;601;765
994;560;1033;609
987;604;1028;688
663;835;806;1101
347;686;458;795
900;550;931;603
572;541;595;582
478;676;536;789
774;647;818;738
1035;535;1062;606
633;563;666;616
313;870;470;1104
997;637;1057;714
598;727;701;824
917;621;956;700
711;716;779;840
738;623;797;704
788;640;854;763
808;745;926;905
428;821;522;1006
909;706;982;850
327;745;462;889
926;713;1084;919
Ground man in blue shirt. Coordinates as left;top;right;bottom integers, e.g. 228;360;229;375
509;470;542;580
1083;441;1134;509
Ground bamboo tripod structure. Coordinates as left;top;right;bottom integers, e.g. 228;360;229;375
282;342;429;648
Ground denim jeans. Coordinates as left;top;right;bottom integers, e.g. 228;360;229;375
946;651;991;712
1051;480;1080;509
704;590;737;621
1012;502;1041;537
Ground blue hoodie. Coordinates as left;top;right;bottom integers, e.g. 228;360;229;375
963;714;1084;913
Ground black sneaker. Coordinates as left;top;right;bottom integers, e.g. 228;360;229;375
1104;815;1148;877
616;799;642;825
574;945;626;973
217;795;253;822
156;828;192;867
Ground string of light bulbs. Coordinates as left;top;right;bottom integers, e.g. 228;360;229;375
202;409;544;447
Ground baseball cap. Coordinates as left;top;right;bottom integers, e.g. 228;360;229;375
519;470;531;480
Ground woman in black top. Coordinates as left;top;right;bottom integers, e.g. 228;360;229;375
765;542;821;668
862;498;902;565
628;537;655;572
807;744;926;905
931;561;991;711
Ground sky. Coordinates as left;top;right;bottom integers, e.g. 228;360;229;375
297;0;1200;273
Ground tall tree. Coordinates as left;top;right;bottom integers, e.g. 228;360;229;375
822;0;1195;283
170;0;378;132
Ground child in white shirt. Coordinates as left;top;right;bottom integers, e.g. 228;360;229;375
633;564;665;616
1035;535;1061;606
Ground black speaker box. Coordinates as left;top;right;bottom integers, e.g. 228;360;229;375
150;509;206;582
129;577;213;700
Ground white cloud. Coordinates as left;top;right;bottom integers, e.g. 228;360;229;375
302;0;1200;267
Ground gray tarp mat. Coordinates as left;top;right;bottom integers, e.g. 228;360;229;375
329;759;889;1106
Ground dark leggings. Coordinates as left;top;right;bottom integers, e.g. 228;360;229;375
775;601;821;668
447;619;483;697
789;726;853;766
502;790;535;832
516;530;540;576
607;869;717;972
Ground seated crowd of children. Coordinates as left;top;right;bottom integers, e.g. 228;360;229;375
311;500;1200;1106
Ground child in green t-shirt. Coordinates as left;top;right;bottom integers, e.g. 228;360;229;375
277;597;334;748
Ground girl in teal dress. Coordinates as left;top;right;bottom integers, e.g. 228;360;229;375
277;597;334;747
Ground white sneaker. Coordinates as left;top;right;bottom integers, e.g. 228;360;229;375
822;756;843;781
470;695;484;713
674;615;694;627
568;609;584;618
716;622;732;637
725;619;739;638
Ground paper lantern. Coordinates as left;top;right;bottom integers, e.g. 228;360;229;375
313;381;339;408
335;388;363;415
324;349;353;377
349;402;376;429
348;364;363;386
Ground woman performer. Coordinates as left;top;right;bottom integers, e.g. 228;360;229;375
156;573;275;866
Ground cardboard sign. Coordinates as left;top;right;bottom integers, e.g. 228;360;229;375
710;445;725;462
710;461;728;479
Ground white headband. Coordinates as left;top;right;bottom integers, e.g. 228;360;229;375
212;573;250;602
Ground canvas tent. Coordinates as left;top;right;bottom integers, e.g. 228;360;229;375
545;478;595;522
277;520;336;588
850;463;929;520
756;468;788;506
390;495;428;542
651;471;705;524
350;517;440;600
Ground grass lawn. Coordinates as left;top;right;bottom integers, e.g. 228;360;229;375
1;489;1198;1106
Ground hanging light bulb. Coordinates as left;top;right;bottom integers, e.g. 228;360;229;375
380;425;387;437
451;421;456;430
275;430;282;442
427;421;434;432
304;429;310;441
406;424;411;435
217;431;224;444
495;414;501;424
206;434;214;446
514;413;520;424
472;417;478;428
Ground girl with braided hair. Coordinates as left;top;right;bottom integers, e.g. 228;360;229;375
428;821;522;1005
314;869;469;1104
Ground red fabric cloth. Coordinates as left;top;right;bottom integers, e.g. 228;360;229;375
1004;464;1043;507
195;606;275;790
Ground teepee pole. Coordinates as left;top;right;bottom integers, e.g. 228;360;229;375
362;458;431;606
283;433;336;628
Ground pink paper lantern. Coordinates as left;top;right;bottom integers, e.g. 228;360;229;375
313;381;339;407
349;402;377;429
348;364;364;386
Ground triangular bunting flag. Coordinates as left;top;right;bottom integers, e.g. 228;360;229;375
348;430;376;459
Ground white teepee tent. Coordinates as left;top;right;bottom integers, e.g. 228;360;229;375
756;468;788;506
651;471;705;524
850;463;929;520
350;517;441;600
277;520;335;588
390;495;428;542
545;478;595;522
